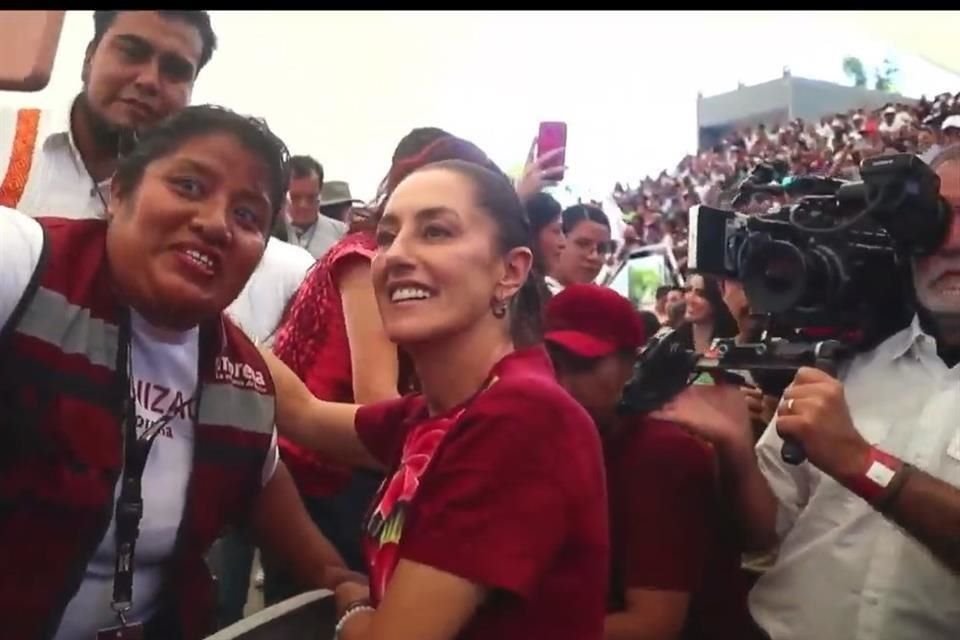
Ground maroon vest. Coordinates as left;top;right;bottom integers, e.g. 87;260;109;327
0;217;276;640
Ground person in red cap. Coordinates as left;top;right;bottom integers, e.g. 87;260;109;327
544;284;753;640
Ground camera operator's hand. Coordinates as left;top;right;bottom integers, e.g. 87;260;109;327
777;367;871;480
650;384;754;453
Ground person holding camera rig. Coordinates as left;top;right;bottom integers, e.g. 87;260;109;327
653;146;960;639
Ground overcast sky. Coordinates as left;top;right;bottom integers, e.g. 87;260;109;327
5;11;958;204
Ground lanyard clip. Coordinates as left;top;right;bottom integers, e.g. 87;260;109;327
112;602;131;627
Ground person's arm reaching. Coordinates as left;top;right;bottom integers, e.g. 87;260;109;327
250;460;365;589
261;348;381;470
650;386;781;551
336;559;487;640
338;259;400;404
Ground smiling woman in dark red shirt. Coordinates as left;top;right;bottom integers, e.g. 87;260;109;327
268;158;609;639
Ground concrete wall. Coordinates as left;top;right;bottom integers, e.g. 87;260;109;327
697;77;791;128
696;75;917;150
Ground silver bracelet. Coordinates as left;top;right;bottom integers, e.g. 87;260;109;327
335;604;375;638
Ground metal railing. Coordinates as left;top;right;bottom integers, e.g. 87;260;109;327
205;590;336;640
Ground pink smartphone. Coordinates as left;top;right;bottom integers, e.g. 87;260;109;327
537;121;567;181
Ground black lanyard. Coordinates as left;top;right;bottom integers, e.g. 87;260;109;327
110;314;198;625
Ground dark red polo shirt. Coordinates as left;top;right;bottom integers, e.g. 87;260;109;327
356;346;609;640
605;417;752;640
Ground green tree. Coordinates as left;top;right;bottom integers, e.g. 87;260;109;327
842;56;867;88
874;58;899;92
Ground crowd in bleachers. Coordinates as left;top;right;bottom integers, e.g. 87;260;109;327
611;90;960;270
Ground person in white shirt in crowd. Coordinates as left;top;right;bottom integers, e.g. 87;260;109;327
894;103;915;131
878;105;905;136
0;10;216;219
940;115;960;147
655;145;960;640
225;240;315;347
277;155;347;259
0;104;357;640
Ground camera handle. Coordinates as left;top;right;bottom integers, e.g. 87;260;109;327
779;342;842;465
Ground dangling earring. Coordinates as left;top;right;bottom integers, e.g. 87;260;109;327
491;297;508;319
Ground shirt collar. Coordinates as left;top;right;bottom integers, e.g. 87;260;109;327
490;345;556;381
878;314;930;363
40;96;85;168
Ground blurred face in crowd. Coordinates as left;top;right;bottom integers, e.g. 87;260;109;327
918;128;936;152
913;158;960;328
684;274;715;325
538;217;566;276
372;167;529;348
558;350;635;430
82;12;203;136
287;170;322;228
665;288;684;313
107;132;272;329
555;219;611;285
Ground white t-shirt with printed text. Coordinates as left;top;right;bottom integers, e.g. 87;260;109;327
0;209;278;638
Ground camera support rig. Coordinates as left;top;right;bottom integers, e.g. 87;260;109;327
618;327;849;465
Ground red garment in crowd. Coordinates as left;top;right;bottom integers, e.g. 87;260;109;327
605;417;753;640
356;347;609;640
271;231;378;496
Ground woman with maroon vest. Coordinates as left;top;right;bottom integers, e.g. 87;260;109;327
268;159;609;639
0;105;353;640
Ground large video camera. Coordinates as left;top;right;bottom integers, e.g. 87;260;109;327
620;153;951;464
690;153;949;334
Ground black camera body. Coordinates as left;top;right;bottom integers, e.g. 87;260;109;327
619;153;950;465
687;153;950;340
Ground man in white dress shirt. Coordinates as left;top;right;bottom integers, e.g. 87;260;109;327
0;11;218;219
657;146;960;640
277;155;347;259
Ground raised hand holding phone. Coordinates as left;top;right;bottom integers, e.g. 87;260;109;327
515;122;567;202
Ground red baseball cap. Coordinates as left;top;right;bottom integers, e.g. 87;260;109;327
544;284;648;358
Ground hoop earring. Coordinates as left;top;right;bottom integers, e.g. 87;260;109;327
491;298;508;319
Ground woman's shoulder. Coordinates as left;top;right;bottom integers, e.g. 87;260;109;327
468;369;595;446
322;231;377;267
618;416;714;472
